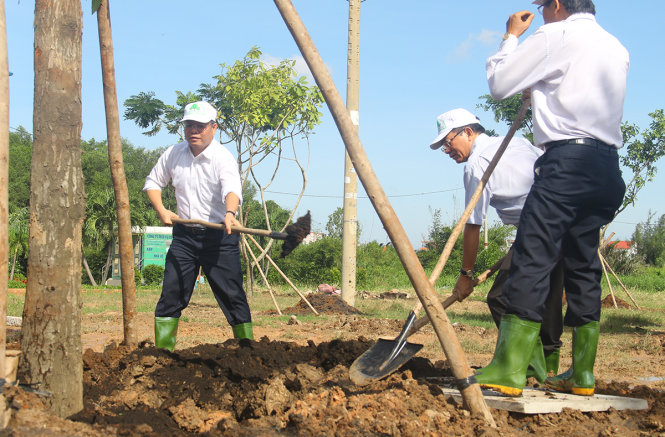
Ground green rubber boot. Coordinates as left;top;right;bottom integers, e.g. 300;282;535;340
526;337;547;384
546;321;599;396
473;314;541;396
232;322;254;340
544;348;560;377
154;316;179;352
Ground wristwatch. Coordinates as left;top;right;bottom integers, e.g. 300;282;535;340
225;210;237;216
460;268;475;279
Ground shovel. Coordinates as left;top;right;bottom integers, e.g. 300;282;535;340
349;95;531;386
171;211;310;257
349;256;506;385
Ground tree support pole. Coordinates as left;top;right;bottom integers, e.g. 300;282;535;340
599;251;640;309
245;234;319;316
241;237;282;315
273;0;494;426
95;0;137;346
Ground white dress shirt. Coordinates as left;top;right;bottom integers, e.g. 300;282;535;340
464;134;543;226
143;139;242;223
486;13;629;148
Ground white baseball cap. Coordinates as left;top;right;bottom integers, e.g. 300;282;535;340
429;108;480;149
181;101;217;124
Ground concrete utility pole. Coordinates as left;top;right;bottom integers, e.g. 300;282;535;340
341;0;360;306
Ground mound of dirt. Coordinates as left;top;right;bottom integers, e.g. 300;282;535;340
266;293;364;316
601;294;631;308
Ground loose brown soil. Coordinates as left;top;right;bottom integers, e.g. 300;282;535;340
3;292;664;436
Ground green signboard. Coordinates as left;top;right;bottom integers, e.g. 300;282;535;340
142;233;172;268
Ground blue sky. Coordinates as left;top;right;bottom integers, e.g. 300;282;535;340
6;1;665;248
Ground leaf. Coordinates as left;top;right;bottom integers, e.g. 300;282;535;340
92;0;103;14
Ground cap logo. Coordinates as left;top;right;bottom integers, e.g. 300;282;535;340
437;119;446;133
189;103;201;112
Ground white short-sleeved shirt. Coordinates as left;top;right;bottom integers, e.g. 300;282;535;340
486;13;629;148
143;139;242;224
464;134;543;226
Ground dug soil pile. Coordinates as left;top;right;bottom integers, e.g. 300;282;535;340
278;294;364;316
3;335;663;436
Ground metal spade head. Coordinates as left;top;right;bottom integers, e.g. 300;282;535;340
349;338;423;386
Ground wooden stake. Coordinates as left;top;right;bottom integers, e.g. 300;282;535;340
599;249;618;308
245;234;319;316
241;237;282;315
599;252;640;309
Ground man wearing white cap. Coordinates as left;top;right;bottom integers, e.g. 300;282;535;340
474;0;628;396
144;101;253;351
430;108;564;384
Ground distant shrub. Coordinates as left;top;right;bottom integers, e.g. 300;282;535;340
273;237;342;286
142;264;164;285
619;266;665;292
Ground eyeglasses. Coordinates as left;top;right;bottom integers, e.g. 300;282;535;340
441;129;463;151
183;121;214;132
537;0;553;14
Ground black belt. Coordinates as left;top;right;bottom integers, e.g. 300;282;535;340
178;224;208;236
543;137;616;152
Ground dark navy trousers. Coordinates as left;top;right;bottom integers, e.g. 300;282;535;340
155;224;251;326
503;142;625;327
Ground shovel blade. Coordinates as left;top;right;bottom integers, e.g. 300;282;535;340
349;338;423;386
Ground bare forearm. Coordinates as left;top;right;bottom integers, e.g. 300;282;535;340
462;223;481;271
146;189;176;225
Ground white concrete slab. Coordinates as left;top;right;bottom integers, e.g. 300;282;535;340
439;386;649;414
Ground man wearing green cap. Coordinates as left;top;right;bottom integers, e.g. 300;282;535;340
474;0;628;396
144;100;253;351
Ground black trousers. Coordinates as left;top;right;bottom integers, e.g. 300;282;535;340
487;248;564;352
503;141;625;326
155;224;251;327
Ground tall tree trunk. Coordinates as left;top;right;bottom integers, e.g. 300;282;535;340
82;245;98;287
96;0;136;346
21;0;84;418
0;0;10;398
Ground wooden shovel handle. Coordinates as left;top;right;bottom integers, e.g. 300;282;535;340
409;253;507;336
170;217;288;240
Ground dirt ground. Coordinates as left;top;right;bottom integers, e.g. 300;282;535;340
2;292;664;436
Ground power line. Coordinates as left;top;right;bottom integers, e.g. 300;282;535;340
264;187;463;199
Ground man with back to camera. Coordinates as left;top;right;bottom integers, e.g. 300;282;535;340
144;101;253;351
430;107;564;383
473;0;628;396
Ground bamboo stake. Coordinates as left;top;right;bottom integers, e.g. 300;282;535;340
96;0;137;346
273;0;494;426
599;252;640;309
599;249;618;308
245;234;319;316
241;237;282;315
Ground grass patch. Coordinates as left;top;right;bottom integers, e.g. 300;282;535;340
447;310;495;329
7;294;24;317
